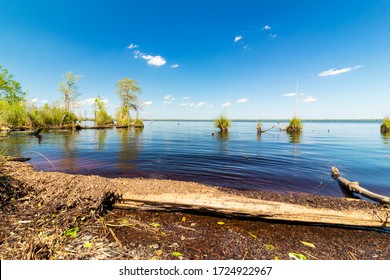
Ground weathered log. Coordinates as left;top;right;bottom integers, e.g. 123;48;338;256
331;166;390;205
4;156;31;162
115;190;390;228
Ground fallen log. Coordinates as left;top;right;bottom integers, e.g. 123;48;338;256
331;166;390;205
115;189;390;228
4;156;31;162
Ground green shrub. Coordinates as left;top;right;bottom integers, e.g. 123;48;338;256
214;114;231;132
286;117;303;133
381;116;390;134
133;118;144;128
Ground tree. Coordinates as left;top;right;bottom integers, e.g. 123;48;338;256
94;95;113;126
0;65;26;105
59;71;81;112
116;78;142;125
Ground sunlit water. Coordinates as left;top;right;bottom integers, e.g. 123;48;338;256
2;121;390;197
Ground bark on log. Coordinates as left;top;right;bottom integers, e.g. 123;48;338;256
331;166;390;205
115;191;390;228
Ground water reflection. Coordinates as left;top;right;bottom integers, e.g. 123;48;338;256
382;133;390;146
213;132;229;154
116;128;143;171
288;132;302;144
96;129;107;151
59;131;80;171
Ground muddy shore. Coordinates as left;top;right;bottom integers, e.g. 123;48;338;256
1;161;389;260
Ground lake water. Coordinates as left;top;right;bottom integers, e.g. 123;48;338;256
2;120;390;198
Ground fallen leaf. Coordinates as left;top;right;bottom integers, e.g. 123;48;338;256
289;252;307;260
217;221;225;225
172;251;182;257
181;216;187;222
154;250;163;256
248;232;257;239
150;222;161;228
83;242;92;248
64;227;79;238
37;202;42;208
274;256;279;260
265;244;275;251
300;241;315;248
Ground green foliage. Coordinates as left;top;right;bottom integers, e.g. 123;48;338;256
214;114;231;132
116;78;142;124
381;116;390;134
0;65;26;105
64;227;80;238
58;71;81;112
94;96;113;126
133;118;144;128
383;116;390;128
28;103;78;127
286;116;303;133
0;100;29;127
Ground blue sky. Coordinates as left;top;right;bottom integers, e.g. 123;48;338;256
1;0;390;119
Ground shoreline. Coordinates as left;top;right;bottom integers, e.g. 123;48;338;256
1;161;389;260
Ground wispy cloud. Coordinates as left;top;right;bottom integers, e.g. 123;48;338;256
182;96;190;100
234;35;243;43
163;95;175;104
170;64;180;68
318;65;362;77
222;102;231;107
194;101;206;107
269;33;278;39
303;96;317;103
30;98;38;103
143;101;153;106
127;43;138;49
284;92;297;97
41;99;48;103
262;25;272;30
180;101;206;107
236;97;249;103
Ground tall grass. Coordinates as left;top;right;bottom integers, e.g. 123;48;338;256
0;101;78;128
214;114;231;132
0;100;29;127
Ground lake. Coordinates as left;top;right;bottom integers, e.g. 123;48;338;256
2;120;390;198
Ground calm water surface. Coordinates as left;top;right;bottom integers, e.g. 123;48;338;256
2;121;390;197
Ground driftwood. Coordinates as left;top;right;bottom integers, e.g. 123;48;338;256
4;156;31;162
114;189;390;228
331;166;390;205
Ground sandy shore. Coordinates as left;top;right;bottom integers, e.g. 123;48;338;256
1;161;389;260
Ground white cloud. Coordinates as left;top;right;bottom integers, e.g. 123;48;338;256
318;65;362;77
179;103;189;106
141;54;166;67
30;98;38;103
236;97;249;103
234;35;243;43
269;33;278;39
284;92;297;97
163;95;175;104
143;101;153;106
222;102;231;107
303;96;317;103
127;43;138;49
41;99;48;103
182;96;190;100
194;102;206;107
170;64;180;68
262;25;272;30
